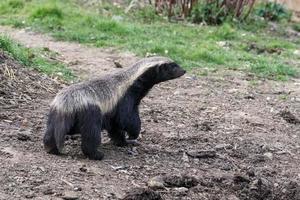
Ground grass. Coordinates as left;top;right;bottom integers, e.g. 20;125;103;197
0;35;74;81
0;0;299;80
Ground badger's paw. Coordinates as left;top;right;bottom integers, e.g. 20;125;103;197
87;151;104;160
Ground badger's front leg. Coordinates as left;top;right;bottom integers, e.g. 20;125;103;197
125;108;141;146
126;108;141;142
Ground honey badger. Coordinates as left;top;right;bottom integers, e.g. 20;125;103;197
43;56;186;160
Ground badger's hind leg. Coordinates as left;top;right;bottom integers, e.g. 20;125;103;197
78;105;104;160
44;109;74;155
44;122;59;155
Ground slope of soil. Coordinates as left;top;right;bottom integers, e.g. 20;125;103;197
0;27;300;200
0;26;139;80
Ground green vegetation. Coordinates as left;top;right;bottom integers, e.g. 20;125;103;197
255;2;292;22
0;35;74;81
293;23;300;32
0;0;298;80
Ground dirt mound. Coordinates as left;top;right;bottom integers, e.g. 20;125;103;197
0;50;62;120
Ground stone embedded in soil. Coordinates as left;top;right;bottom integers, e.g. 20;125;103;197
17;132;32;141
186;150;216;159
79;165;87;172
263;152;273;160
122;188;162;200
25;192;35;199
62;191;79;200
244;95;255;100
163;175;198;188
233;173;250;183
148;176;165;189
181;152;189;162
173;187;189;194
43;188;54;195
215;143;233;150
198;121;213;131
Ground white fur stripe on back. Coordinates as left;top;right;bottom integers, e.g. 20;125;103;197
51;57;173;114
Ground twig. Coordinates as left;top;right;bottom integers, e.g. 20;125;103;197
61;178;74;188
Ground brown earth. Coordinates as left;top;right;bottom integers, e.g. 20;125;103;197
0;27;300;200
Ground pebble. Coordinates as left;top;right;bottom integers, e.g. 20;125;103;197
264;152;273;160
173;187;189;193
182;152;189;162
233;173;250;183
215;144;233;150
62;191;79;200
17;132;31;141
148;176;165;189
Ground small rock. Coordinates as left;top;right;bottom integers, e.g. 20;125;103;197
111;165;129;171
38;166;45;172
25;192;35;199
263;152;273;160
199;122;213;131
233;173;250;183
113;61;123;68
173;187;189;193
182;152;189;162
62;191;78;200
148;176;165;189
43;188;54;195
79;165;87;172
163;174;198;188
17;132;31;141
215;144;233;150
251;154;268;163
244;95;255;100
74;187;82;191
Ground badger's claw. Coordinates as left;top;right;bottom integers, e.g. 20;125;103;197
126;139;141;146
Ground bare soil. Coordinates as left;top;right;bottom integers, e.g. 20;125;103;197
0;27;300;200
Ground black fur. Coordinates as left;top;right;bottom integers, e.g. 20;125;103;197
44;61;185;160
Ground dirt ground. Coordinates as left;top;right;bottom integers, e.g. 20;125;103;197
0;27;300;200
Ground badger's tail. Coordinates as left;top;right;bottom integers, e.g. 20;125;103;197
43;109;74;154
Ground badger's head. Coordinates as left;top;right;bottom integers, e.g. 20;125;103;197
155;62;186;82
138;57;186;84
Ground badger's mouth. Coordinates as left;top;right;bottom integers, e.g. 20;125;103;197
174;68;186;78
